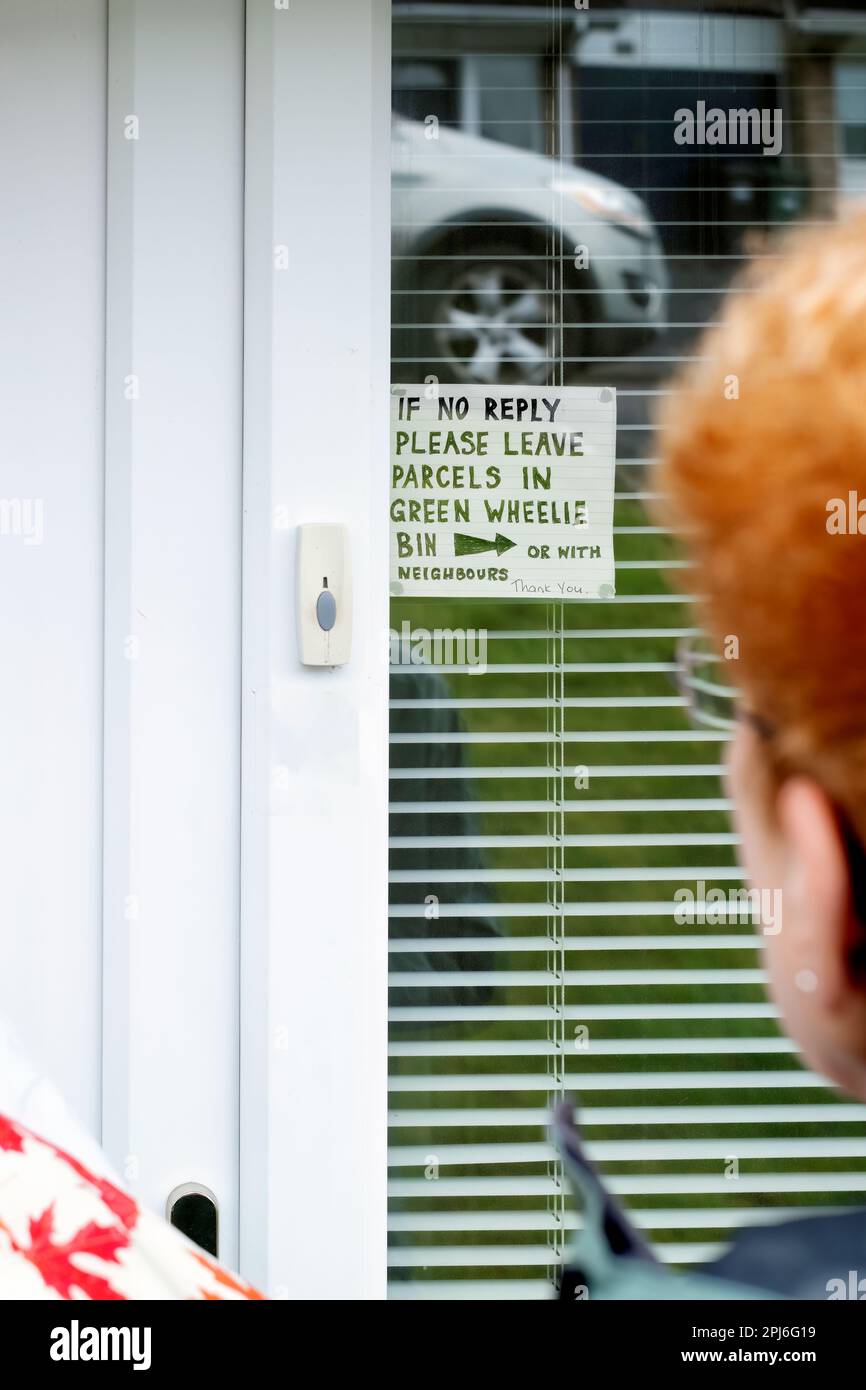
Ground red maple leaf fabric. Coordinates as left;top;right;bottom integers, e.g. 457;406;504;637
45;1140;138;1232
4;1203;129;1300
0;1114;26;1153
0;1113;265;1300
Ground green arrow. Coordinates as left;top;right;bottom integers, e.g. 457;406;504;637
453;531;516;558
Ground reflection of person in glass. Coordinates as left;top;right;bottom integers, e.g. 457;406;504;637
389;665;500;1010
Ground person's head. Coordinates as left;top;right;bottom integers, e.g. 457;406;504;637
659;210;866;1099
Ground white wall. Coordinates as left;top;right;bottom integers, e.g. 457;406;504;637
574;10;784;73
0;0;106;1134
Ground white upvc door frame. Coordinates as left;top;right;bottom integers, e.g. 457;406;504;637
102;0;245;1267
239;0;391;1298
0;0;106;1141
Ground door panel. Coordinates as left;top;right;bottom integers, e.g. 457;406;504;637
239;0;390;1298
101;0;245;1265
0;0;106;1136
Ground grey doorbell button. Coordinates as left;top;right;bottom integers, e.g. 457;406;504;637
316;585;337;631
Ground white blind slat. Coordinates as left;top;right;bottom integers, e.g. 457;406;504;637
389;1174;866;1199
389;1139;866;1165
389;1103;862;1126
388;1205;846;1234
387;1242;723;1268
389;934;757;951
390;1039;797;1057
389;1070;824;1092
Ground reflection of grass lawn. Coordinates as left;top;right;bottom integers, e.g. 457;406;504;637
388;498;866;1288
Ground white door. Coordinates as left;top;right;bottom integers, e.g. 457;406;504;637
0;0;245;1264
0;0;390;1295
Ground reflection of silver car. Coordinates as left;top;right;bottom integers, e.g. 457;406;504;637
392;116;667;385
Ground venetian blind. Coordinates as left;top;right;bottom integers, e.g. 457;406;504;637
388;0;866;1300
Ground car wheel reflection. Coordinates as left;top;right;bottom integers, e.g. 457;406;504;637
429;250;560;385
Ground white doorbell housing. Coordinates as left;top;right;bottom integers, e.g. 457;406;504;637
297;524;352;666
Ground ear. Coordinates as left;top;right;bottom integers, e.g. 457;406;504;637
770;776;866;1093
774;779;850;1003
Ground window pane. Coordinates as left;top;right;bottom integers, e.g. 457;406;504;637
476;55;545;152
389;0;866;1301
393;58;460;127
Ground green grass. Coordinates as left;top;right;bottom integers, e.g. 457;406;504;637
387;493;865;1289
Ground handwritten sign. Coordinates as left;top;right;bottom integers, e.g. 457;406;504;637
390;384;616;599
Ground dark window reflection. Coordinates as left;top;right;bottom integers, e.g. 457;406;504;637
393;59;459;127
389;666;500;1010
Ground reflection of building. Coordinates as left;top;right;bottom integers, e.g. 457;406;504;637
833;53;866;198
393;2;866;249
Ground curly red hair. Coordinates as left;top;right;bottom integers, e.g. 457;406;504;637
658;210;866;838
